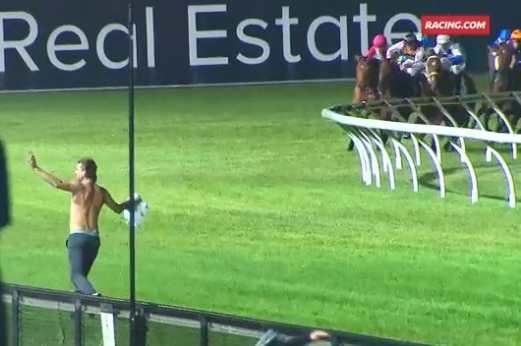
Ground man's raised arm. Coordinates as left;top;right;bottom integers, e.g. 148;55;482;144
102;188;139;214
28;153;78;192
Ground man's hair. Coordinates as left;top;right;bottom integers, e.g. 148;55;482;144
78;157;97;183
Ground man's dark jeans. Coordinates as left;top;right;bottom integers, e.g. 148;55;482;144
66;232;100;295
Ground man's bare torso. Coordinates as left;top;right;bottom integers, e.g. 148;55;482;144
70;182;105;232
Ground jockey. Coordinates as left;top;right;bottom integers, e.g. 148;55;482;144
364;34;387;60
510;30;521;89
432;34;466;94
432;34;465;72
386;32;426;77
493;29;511;46
510;29;521;50
489;30;512;89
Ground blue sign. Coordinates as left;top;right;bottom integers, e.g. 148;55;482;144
0;0;519;90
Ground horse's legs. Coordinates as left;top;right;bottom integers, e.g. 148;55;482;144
380;132;389;145
428;108;453;152
507;115;520;134
349;87;362;150
509;102;521;134
379;108;392;145
445;105;466;151
453;73;463;95
495;102;512;133
460;72;477;95
396;106;414;140
348;139;355;151
479;102;506;135
481;106;494;131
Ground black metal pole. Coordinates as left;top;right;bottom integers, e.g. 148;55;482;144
127;0;137;345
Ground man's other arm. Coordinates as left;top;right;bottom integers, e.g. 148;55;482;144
102;188;139;214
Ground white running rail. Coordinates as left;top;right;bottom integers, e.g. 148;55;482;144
321;107;520;208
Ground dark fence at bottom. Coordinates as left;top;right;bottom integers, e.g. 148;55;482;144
2;283;434;346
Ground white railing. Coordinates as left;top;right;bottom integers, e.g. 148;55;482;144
321;106;521;208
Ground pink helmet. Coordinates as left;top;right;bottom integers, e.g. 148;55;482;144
372;34;387;46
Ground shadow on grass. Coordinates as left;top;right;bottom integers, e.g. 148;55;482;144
418;162;521;204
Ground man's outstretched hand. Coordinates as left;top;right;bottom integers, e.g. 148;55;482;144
27;152;38;170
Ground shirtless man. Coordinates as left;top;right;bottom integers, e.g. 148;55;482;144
27;153;139;296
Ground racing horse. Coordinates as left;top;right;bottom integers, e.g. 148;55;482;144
348;55;381;151
424;53;455;97
423;52;471;150
482;44;521;133
423;47;476;100
377;58;443;145
353;55;380;103
424;51;471;127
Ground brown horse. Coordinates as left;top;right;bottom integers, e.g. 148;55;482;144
488;44;512;92
377;58;444;145
505;44;521;132
377;58;417;126
353;55;380;103
482;44;521;132
378;58;422;100
424;52;471;150
424;54;455;96
348;55;381;151
424;52;468;122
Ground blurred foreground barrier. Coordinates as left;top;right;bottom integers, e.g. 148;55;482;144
321;92;521;208
3;283;435;346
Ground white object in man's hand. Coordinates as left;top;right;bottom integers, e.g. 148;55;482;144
123;193;149;227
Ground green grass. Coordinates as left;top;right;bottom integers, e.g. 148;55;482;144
1;75;521;346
